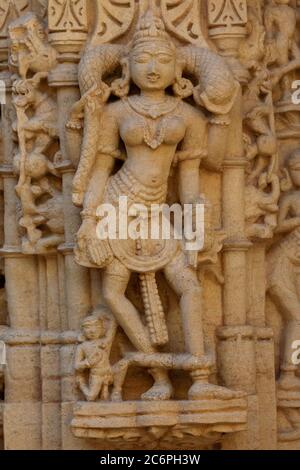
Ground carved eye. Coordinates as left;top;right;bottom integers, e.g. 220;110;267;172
157;54;173;64
134;54;151;64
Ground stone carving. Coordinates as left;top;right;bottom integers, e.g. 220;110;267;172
245;172;280;239
12;74;64;253
264;0;300;141
9;12;57;79
72;398;248;448
72;8;242;407
243;67;278;183
48;0;87;33
208;0;248;35
0;0;300;451
48;0;88;52
8;13;63;253
267;149;300;446
267;149;300;392
240;6;280;240
75;307;117;402
0;1;29;38
90;0;135;46
265;0;300;102
264;0;300;123
161;0;208;47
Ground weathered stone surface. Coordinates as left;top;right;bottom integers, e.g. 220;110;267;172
0;0;299;450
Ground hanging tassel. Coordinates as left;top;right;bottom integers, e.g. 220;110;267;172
139;271;169;347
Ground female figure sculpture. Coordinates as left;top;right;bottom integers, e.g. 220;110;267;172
268;149;300;392
72;9;240;401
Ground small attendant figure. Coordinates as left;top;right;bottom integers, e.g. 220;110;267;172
75;306;116;402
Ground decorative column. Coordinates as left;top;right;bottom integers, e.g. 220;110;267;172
246;242;277;449
0;1;42;449
208;0;259;449
47;0;91;448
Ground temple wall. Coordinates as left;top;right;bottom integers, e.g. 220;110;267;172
0;0;299;450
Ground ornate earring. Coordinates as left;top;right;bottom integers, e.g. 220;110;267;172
172;63;193;99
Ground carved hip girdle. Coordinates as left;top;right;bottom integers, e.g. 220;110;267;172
102;165;179;273
104;165;168;208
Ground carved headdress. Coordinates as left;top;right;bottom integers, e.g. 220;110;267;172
131;8;175;50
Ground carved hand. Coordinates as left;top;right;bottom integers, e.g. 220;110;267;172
77;218;97;246
72;188;85;207
77;218;110;266
88;349;104;367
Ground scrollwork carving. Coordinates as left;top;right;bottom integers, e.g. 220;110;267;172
48;0;87;33
0;0;29;38
161;0;208;47
90;0;135;46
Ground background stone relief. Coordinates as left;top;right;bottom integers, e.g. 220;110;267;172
0;0;298;451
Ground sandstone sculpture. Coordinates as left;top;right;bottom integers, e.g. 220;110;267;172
0;0;298;451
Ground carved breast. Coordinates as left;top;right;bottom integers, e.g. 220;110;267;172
119;114;186;148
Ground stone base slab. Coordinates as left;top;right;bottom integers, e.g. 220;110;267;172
71;399;248;449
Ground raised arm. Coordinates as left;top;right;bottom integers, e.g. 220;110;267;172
82;153;115;215
72;103;120;208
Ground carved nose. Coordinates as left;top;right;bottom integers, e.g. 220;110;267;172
148;61;159;75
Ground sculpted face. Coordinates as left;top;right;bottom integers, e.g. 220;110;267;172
130;42;176;92
83;321;104;340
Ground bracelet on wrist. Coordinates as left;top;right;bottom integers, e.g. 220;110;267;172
81;209;96;220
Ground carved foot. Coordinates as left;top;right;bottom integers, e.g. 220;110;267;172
141;380;174;401
141;368;173;401
111;390;123;402
188;382;246;401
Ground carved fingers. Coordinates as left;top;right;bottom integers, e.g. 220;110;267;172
72;190;84;207
87;239;107;266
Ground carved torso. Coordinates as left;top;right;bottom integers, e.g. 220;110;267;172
98;98;207;188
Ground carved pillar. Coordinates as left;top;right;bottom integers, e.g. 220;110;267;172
0;12;42;446
48;0;90;330
207;0;259;449
48;0;91;447
247;243;277;449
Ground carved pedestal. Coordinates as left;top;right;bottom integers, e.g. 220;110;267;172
72;399;247;450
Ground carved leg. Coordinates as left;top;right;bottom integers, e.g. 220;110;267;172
86;375;103;402
103;258;173;400
101;383;110;401
76;373;89;399
269;284;300;391
164;251;244;400
103;259;154;353
164;251;204;356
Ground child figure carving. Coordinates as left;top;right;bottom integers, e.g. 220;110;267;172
75;308;116;402
72;8;241;402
